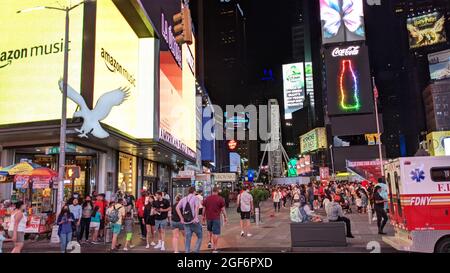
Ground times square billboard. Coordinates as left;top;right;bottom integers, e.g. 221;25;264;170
324;44;374;116
320;0;366;45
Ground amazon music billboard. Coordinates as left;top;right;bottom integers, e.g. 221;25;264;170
94;0;155;139
324;44;374;116
0;0;84;125
0;0;156;139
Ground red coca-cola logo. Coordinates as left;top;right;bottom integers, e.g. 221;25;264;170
331;46;360;57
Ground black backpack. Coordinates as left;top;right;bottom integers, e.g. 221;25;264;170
182;197;194;223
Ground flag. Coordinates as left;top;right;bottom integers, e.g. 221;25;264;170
373;84;379;99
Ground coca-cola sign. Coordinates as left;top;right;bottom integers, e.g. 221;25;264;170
331;46;360;57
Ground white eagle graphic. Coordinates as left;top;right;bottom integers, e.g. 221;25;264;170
58;79;130;139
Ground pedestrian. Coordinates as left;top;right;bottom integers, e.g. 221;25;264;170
272;189;281;213
90;206;101;244
202;187;227;253
176;187;202;253
0;225;11;253
69;198;82;241
106;198;126;252
327;195;354;238
171;194;185;253
144;195;156;248
196;190;204;224
8;201;27;253
94;194;108;240
135;191;147;240
57;204;75;253
123;211;135;251
152;192;171;251
307;183;315;210
237;186;254;237
373;185;389;235
78;195;93;242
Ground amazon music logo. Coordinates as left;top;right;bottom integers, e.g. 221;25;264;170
0;39;67;69
101;48;136;87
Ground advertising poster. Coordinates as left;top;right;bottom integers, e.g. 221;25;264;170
283;63;305;119
324;44;373;116
428;49;450;81
159;5;197;158
407;12;447;49
304;62;315;106
300;128;327;155
0;0;84;125
229;152;241;173
320;0;366;45
93;0;155;139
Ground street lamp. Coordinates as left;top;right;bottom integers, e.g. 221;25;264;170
18;0;95;215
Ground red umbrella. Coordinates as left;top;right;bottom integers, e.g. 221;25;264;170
28;168;58;179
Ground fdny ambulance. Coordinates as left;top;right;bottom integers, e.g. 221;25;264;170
382;156;450;253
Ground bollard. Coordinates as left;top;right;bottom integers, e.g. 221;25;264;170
255;208;260;225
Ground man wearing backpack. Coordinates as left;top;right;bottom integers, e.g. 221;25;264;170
176;187;202;253
106;198;126;252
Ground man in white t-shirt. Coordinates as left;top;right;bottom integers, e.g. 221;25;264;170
237;186;254;237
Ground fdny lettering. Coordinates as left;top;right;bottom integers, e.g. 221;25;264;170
410;196;432;206
437;184;450;192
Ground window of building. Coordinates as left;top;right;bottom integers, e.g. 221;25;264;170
431;167;450;182
118;153;137;195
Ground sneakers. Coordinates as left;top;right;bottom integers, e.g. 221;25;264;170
212;250;219;253
246;233;253;237
146;244;150;249
207;242;212;249
160;245;166;251
240;231;245;237
154;242;162;249
123;247;129;251
129;245;135;249
150;241;156;246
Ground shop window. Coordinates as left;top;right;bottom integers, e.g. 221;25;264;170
119;153;137;196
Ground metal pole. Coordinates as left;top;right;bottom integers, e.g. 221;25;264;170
57;8;70;215
329;145;335;176
372;77;384;177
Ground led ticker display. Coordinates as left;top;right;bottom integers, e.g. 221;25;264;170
407;12;447;49
320;0;366;45
324;44;373;116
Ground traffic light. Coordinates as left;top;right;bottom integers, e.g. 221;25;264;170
173;6;193;45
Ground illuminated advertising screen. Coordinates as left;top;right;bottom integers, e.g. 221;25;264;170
324;44;373;116
428;49;450;81
283;63;305;120
300;128;327;155
159;7;196;158
407;12;447;49
304;62;315;107
0;0;84;125
320;0;366;45
93;0;155;139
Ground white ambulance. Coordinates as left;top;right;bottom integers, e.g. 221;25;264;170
382;156;450;253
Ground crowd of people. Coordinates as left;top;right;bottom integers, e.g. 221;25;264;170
272;179;390;238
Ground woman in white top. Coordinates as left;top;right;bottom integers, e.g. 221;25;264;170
8;201;27;253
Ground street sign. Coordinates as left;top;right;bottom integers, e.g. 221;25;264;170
46;143;77;155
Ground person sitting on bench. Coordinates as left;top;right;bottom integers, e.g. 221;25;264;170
327;195;354;238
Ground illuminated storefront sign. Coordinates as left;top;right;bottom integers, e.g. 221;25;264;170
0;0;84;125
324;44;373;116
407;12;447;49
300;128;327;154
320;0;366;45
161;12;182;68
283;62;305;119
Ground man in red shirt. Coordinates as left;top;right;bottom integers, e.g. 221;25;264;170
135;191;147;239
202;187;227;253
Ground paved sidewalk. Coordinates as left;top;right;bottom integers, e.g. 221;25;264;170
3;200;399;253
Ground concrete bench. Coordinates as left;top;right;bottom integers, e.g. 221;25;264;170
290;222;347;247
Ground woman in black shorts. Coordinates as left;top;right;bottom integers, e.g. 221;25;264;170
144;195;156;249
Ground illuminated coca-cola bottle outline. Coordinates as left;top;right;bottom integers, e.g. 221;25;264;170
339;59;361;111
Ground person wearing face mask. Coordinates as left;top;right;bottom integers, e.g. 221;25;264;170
78;196;93;242
57;204;75;253
8;201;27;253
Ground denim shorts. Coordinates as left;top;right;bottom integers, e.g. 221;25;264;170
171;221;184;230
155;219;167;230
207;219;221;235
